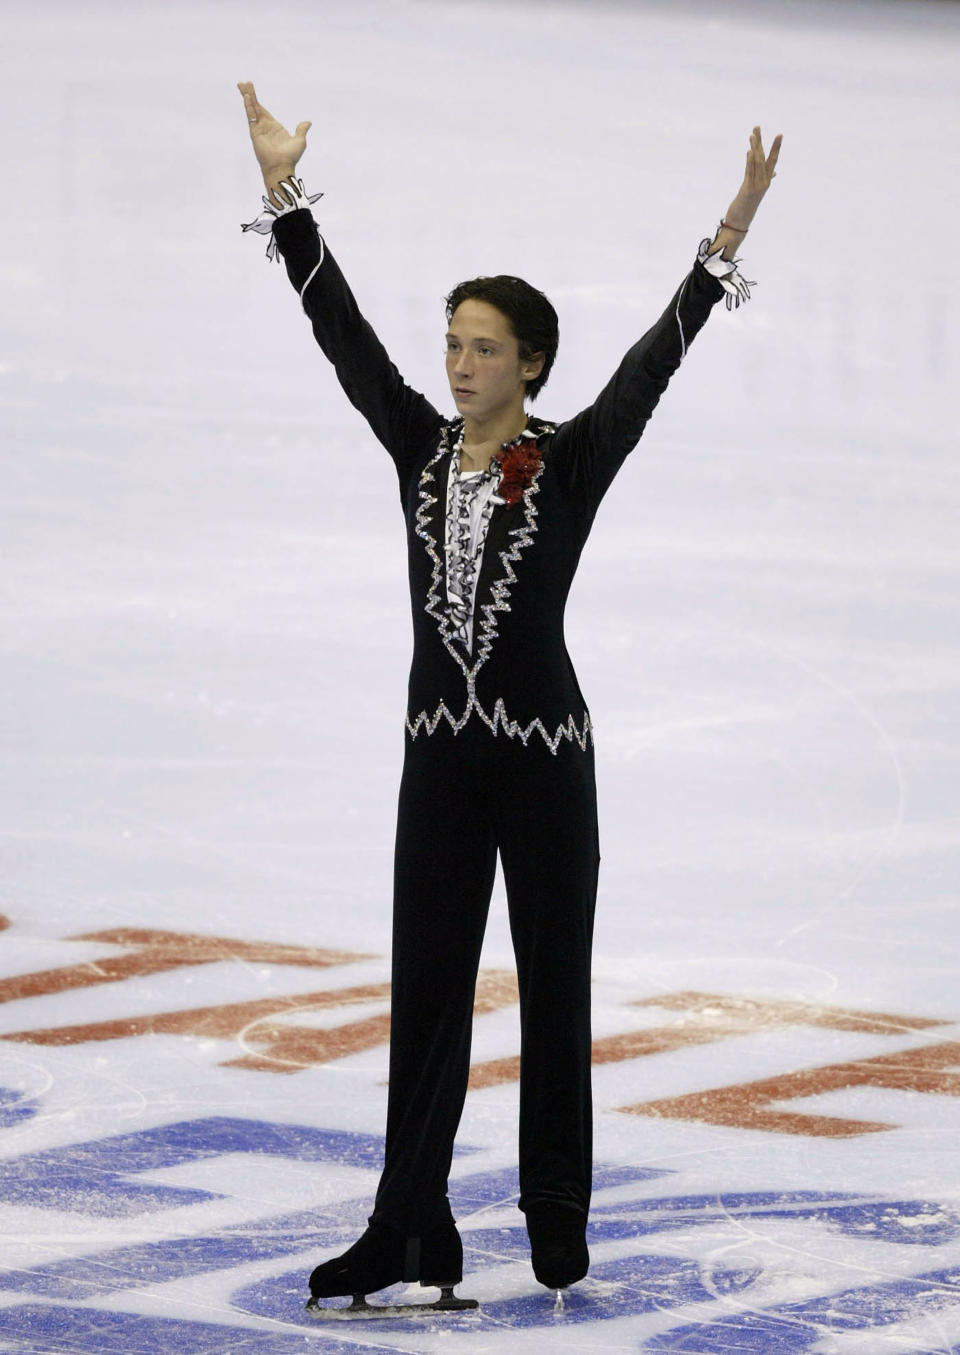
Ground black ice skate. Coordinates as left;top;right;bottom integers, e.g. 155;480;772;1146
305;1217;479;1319
524;1201;590;1292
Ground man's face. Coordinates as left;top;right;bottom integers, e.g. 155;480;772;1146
445;300;530;423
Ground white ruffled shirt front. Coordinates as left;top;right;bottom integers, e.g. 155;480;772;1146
444;446;504;653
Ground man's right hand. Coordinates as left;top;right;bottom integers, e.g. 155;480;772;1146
238;81;312;207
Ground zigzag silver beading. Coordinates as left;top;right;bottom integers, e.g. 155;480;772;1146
477;698;593;752
409;419;593;754
405;696;593;754
417;426;471;679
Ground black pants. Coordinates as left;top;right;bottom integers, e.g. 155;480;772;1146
371;719;600;1233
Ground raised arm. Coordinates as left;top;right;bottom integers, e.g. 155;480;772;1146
237;82;443;490
550;125;783;517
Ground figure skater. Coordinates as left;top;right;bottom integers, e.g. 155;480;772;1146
238;79;781;1316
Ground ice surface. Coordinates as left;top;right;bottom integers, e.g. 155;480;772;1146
3;0;960;1349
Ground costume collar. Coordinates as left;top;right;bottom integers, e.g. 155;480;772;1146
448;415;554;454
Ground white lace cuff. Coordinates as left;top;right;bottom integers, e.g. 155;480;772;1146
240;178;324;262
697;223;755;310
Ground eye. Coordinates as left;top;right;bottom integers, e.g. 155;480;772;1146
478;346;494;357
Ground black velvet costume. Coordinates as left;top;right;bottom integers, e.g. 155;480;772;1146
269;204;727;1236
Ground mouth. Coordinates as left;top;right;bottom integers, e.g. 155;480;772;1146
455;388;475;397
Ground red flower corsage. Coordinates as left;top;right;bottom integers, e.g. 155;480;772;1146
494;438;542;506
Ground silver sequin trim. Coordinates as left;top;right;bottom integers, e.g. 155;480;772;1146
406;698;593;755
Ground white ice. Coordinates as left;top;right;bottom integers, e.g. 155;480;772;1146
2;0;960;1350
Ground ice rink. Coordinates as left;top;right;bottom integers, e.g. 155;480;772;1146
3;0;960;1348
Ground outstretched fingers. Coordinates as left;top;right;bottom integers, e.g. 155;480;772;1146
766;131;783;178
238;80;273;130
744;125;783;191
238;80;256;121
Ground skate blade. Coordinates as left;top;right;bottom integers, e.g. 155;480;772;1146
306;1289;479;1320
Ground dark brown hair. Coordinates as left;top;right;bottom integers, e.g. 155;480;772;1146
444;275;559;402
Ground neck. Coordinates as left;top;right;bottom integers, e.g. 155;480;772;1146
461;406;529;451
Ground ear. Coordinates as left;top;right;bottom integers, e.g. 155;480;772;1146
523;352;546;381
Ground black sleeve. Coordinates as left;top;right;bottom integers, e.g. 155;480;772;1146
271;208;444;492
550;258;725;518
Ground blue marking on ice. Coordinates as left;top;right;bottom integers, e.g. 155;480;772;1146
3;1116;960;1345
0;1304;360;1353
0;1087;37;1129
5;1113;957;1348
589;1191;960;1247
0;1207;350;1299
645;1264;960;1351
478;1252;762;1325
0;1117;390;1216
229;1167;960;1337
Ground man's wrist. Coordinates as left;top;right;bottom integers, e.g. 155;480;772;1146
262;168;299;209
725;191;763;232
264;166;297;190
